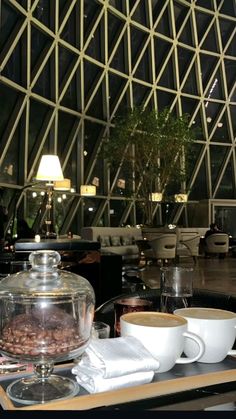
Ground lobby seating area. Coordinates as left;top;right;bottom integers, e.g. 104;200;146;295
81;226;143;262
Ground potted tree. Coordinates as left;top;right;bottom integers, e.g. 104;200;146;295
103;106;196;225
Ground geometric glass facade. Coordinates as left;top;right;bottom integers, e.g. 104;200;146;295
0;0;236;235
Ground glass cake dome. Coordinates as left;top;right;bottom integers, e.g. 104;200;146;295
0;250;95;405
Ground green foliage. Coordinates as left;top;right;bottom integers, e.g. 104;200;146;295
103;106;196;224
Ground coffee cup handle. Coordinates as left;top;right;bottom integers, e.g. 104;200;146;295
227;325;236;356
176;331;205;364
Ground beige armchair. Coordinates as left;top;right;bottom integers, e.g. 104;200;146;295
205;233;229;256
176;235;200;264
143;234;177;265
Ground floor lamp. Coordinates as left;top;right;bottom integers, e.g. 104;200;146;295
36;155;64;238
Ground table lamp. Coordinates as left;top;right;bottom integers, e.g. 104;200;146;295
36;155;64;238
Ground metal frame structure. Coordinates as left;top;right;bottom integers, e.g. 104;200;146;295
0;0;235;235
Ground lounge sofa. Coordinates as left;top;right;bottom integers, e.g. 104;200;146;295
81;227;143;262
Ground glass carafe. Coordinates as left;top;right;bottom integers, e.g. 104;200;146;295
0;250;95;405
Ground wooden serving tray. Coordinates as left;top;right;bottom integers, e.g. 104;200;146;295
1;359;236;410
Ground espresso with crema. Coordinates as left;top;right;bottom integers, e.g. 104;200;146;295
121;312;186;327
176;307;236;320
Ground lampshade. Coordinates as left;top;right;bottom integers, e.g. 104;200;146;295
53;178;71;191
36;155;64;181
174;193;188;202
150;192;163;202
80;185;96;196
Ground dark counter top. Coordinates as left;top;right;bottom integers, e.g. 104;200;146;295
14;238;100;252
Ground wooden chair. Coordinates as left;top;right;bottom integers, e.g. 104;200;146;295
205;233;229;257
143;234;177;265
176;235;200;264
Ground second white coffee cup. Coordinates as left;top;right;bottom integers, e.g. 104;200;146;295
174;307;236;363
120;311;204;373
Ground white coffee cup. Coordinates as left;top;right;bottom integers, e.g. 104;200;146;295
174;307;236;363
120;311;205;373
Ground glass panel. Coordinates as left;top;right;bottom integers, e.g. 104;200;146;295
132;83;151;106
130;26;149;70
108;73;127;114
215;158;234;199
87;79;105;119
0;1;22;51
31;24;53;71
161;202;176;226
0;83;20;142
15;0;27;8
0;127;19;184
195;11;213;43
211;113;230;143
181;97;198;117
83;1;103;42
110;164;133;198
90;159;104;195
158;57;175;89
28;99;52;157
226;33;236;57
33;0;54;31
229;105;236;134
84;60;103;103
83;198;100;227
32;55;54;100
178;17;194;46
196;0;214;10
182;67;198;95
156;90;176;111
214;206;236;237
109;1;125;14
108;10;125;55
186;143;203;185
110;37;126;73
60;2;80;48
63;142;79;192
54;191;75;234
155;6;171;37
174;1;189;35
59;46;77;85
200;54;218;91
85;21;103;63
201;23;219;53
177;47;194;83
152;1;167;24
230;87;236;103
57;112;78;155
210;145;228;188
132;3;148;26
110;199;129;227
154;37;172;74
224;59;236;93
26;189;45;233
219;18;235;49
134;46;152;82
60;66;81;111
189;157;208;200
190;110;205;140
204;102;223;132
2;28;26;86
216;0;236;16
84;121;104;170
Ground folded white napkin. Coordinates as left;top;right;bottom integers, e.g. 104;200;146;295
72;336;159;393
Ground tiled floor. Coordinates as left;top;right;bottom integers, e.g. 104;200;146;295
141;255;236;296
